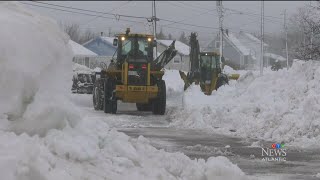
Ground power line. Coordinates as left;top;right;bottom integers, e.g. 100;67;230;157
225;7;282;20
160;18;219;30
81;1;132;26
161;8;213;28
33;1;148;20
22;1;278;39
173;1;217;14
20;2;145;25
159;23;216;35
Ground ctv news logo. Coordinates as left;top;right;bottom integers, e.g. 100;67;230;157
261;143;287;162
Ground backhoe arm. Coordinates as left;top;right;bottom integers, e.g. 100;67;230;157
153;40;177;70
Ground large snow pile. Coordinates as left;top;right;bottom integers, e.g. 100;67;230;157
170;60;320;147
163;69;185;97
0;2;79;136
0;2;256;180
0;118;252;180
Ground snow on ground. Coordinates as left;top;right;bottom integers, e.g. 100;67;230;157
163;69;185;97
0;1;80;136
72;63;94;74
0;2;254;180
169;60;320;148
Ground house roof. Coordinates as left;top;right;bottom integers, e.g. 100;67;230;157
223;31;270;61
224;33;251;55
264;53;286;62
100;36;115;45
82;36;117;56
82;36;115;46
243;33;268;47
69;40;97;56
157;40;190;56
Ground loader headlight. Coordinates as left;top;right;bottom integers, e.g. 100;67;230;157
147;37;152;42
121;37;125;41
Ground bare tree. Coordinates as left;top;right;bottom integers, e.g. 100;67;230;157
79;29;97;44
61;22;98;44
288;5;320;60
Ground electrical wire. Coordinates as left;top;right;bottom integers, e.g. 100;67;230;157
20;2;145;25
33;1;148;20
22;1;279;42
81;1;132;26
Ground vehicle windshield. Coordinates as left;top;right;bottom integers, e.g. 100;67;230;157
121;37;149;57
200;55;220;70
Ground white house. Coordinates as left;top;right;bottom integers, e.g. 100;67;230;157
206;31;288;70
69;40;98;68
157;40;190;72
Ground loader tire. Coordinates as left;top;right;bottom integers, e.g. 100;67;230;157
93;79;104;110
136;103;152;111
152;80;166;115
104;79;117;114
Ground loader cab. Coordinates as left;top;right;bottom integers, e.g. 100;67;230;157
199;52;221;82
115;34;155;64
114;32;156;86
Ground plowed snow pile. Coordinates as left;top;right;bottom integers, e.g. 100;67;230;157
0;2;255;180
170;61;320;147
0;2;79;136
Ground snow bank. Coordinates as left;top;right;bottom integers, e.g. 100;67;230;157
0;2;80;136
0;3;254;180
170;60;320;147
72;63;93;74
163;69;185;97
42;119;250;180
0;118;251;180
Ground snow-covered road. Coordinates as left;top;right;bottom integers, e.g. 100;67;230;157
71;93;320;180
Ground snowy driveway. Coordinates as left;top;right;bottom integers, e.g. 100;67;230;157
71;94;320;180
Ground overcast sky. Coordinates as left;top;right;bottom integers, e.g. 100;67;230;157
21;1;309;45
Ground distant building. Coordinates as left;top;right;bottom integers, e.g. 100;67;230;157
157;40;190;72
69;40;98;68
83;36;117;56
82;36;191;71
81;36;118;69
206;31;286;70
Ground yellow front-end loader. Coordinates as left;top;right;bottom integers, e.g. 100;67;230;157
93;28;177;114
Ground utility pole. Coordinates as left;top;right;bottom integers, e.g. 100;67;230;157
260;0;264;76
217;0;223;69
310;30;313;60
151;0;159;59
283;9;289;70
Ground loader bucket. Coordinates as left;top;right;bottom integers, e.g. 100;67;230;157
228;74;240;80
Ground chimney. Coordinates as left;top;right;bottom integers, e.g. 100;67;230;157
101;32;103;37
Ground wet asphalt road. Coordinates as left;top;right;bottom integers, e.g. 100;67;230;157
73;94;320;180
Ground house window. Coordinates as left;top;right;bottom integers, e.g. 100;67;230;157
173;56;181;64
215;41;220;48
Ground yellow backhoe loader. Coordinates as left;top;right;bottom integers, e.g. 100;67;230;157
179;32;239;95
